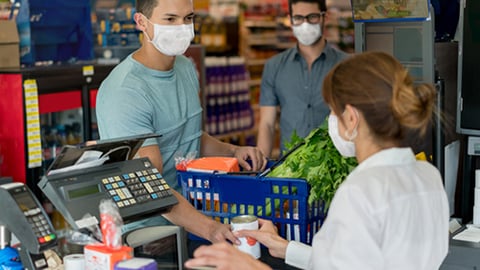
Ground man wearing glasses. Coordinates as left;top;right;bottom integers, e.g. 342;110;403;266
257;0;348;158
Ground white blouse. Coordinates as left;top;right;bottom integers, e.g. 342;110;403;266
285;147;449;269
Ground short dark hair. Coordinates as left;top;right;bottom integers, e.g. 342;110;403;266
136;0;158;18
288;0;327;15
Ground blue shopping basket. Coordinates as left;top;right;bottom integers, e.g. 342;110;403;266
177;169;325;245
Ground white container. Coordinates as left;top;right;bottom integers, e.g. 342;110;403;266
474;206;480;226
476;169;480;188
230;215;261;259
475;187;480;207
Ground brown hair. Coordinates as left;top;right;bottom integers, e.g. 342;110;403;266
136;0;158;18
322;51;436;144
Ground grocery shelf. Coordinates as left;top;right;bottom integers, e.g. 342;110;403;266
243;20;278;28
249;78;262;86
246;59;267;66
276;42;296;50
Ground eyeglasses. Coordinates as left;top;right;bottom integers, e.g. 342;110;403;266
291;12;324;26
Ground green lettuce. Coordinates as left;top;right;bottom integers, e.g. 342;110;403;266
267;119;357;210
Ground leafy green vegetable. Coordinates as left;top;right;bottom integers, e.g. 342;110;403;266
267;118;357;211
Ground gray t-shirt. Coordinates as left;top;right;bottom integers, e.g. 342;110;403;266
96;53;202;230
260;42;348;153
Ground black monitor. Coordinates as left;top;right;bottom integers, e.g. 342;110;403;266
456;0;480;135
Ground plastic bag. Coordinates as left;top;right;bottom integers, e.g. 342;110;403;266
99;199;123;249
174;151;197;171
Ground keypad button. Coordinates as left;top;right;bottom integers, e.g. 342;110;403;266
144;183;153;193
122;188;132;198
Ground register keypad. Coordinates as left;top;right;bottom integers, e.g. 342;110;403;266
101;168;173;209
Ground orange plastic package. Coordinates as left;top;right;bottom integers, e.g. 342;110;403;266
184;157;240;173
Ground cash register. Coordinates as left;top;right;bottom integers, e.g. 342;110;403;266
38;134;188;269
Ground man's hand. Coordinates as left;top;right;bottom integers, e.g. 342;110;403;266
233;146;267;171
234;218;289;259
207;221;240;244
184;242;271;270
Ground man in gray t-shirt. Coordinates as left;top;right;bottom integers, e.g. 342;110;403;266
257;0;348;157
96;0;266;241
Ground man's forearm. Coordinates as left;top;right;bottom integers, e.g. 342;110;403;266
162;189;217;241
200;132;237;157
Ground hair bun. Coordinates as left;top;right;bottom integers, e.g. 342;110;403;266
391;70;436;136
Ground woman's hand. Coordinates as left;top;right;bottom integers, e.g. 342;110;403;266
235;218;289;259
184;242;271;270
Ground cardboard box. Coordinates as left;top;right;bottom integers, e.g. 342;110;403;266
0;20;20;68
84;244;133;270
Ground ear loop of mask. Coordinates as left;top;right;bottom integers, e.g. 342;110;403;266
140;14;154;42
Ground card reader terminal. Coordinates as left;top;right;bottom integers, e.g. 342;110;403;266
0;182;57;254
39;158;178;230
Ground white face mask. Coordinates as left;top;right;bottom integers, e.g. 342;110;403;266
292;22;322;46
144;17;194;56
328;114;357;157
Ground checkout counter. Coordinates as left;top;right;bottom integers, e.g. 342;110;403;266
0;134;185;269
0;134;306;269
441;226;480;269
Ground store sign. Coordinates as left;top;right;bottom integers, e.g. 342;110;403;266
351;0;430;22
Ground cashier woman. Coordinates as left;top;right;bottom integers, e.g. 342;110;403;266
185;52;450;269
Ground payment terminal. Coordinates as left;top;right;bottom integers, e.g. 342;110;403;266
0;182;57;269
